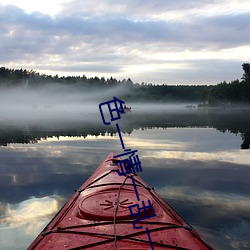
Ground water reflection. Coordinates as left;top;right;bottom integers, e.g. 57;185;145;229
0;196;62;250
0;196;59;228
0;107;250;149
0;109;250;249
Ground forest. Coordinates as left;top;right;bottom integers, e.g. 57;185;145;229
0;63;250;104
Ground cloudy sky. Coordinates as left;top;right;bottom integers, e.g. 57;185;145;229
0;0;250;85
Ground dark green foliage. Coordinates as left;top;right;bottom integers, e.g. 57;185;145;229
0;63;250;104
242;63;250;82
209;63;250;104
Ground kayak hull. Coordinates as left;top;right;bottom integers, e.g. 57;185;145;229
28;152;213;249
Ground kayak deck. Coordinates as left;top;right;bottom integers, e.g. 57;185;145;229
28;152;213;249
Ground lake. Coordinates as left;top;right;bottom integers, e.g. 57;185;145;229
0;104;250;249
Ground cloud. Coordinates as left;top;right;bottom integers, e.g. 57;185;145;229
58;0;245;19
0;1;250;84
3;4;248;48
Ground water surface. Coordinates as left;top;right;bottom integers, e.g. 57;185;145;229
0;106;250;249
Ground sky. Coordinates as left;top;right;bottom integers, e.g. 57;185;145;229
0;0;250;85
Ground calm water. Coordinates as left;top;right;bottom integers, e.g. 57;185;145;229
0;105;250;249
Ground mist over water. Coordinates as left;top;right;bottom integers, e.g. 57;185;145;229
0;85;98;122
0;84;197;124
1;84;250;149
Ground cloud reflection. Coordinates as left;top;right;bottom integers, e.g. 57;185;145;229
157;186;250;216
156;186;250;249
0;196;62;249
149;150;250;167
0;196;59;230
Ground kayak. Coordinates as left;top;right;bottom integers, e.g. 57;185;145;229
28;152;213;249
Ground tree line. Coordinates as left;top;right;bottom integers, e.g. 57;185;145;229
0;63;249;104
208;63;250;105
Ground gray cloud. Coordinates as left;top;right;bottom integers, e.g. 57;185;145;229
0;2;249;84
185;13;250;49
59;0;216;18
138;61;243;85
39;64;121;74
1;4;249;47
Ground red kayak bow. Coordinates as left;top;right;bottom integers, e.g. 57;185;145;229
28;152;213;249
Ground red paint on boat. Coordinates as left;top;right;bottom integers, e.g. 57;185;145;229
28;152;213;249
